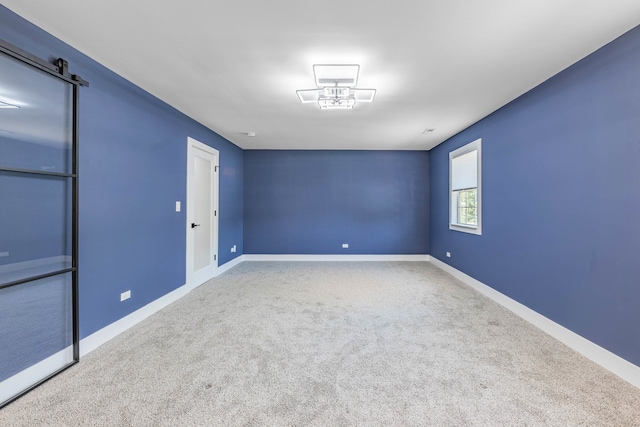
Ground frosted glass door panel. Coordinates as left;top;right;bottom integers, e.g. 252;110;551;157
193;155;212;271
0;53;73;174
0;172;72;284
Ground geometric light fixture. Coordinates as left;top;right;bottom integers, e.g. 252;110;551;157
0;100;20;109
297;64;376;110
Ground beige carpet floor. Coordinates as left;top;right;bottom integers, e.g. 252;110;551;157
1;261;639;426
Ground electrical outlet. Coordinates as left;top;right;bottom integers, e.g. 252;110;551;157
446;252;451;258
120;290;131;301
231;245;237;253
342;243;349;249
0;251;8;257
175;201;181;212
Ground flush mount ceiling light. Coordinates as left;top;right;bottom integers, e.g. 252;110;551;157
296;64;376;110
0;100;20;109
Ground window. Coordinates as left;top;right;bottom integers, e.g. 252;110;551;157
449;138;481;235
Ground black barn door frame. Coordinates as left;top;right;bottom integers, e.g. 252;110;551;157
0;38;88;408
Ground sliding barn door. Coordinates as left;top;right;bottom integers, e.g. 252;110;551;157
0;40;87;407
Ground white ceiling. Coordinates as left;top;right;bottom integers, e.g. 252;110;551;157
3;1;640;150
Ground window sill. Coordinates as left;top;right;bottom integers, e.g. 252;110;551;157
449;223;482;235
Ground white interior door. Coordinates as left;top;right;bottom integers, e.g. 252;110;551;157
186;137;219;289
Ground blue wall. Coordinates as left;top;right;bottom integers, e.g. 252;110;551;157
244;150;429;254
430;25;640;365
0;6;244;338
4;5;640;370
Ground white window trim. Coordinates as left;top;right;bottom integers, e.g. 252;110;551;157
449;138;482;235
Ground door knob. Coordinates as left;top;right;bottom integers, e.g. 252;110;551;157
191;223;201;228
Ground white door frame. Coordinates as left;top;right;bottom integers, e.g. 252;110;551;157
186;137;219;290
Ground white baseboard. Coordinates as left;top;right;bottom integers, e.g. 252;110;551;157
429;256;640;389
78;253;639;391
243;254;431;262
80;284;191;357
0;256;72;274
78;254;427;356
217;255;244;275
80;256;244;356
0;256;73;284
0;346;73;406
